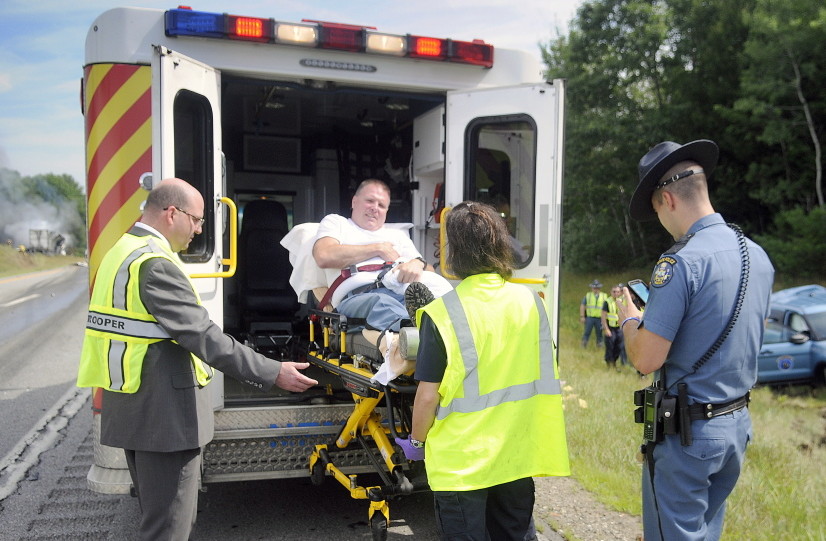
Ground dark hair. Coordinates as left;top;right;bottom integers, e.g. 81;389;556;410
445;201;514;279
145;182;189;212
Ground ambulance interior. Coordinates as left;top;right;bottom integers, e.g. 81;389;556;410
182;74;444;403
172;73;534;404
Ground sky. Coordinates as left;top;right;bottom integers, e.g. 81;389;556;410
0;0;582;189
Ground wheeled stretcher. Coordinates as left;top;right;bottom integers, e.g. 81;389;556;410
279;222;434;539
305;309;428;540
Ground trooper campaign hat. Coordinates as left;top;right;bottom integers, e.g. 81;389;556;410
589;279;602;288
630;139;719;222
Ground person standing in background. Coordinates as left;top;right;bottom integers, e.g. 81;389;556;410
580;279;607;348
601;284;626;370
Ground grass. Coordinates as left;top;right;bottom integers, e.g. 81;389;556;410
558;271;826;540
0;244;84;278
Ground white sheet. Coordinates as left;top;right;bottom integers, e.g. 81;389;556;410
280;223;326;304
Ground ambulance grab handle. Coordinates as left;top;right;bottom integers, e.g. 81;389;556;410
190;196;237;279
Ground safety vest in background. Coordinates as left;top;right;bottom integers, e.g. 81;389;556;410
77;232;213;393
605;297;619;327
584;291;607;317
420;273;570;491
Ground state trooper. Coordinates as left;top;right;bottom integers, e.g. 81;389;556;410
618;140;774;541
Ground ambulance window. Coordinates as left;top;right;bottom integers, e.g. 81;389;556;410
466;116;536;268
174;90;214;263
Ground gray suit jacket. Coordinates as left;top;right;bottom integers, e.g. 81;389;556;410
101;228;280;452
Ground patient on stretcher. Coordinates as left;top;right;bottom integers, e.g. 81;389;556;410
280;179;453;382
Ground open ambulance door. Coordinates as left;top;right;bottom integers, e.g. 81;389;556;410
444;81;565;337
153;46;226;408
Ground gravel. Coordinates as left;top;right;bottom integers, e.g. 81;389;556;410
534;476;643;541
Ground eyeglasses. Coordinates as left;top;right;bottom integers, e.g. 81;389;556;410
164;206;205;226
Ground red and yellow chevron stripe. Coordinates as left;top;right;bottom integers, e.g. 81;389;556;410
84;63;152;288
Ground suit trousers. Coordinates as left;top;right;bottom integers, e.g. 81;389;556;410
125;447;202;541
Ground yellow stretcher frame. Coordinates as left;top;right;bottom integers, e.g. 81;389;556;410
305;310;422;540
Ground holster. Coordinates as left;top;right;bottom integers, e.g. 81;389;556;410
634;382;693;446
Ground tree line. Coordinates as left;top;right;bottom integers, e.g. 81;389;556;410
543;0;825;277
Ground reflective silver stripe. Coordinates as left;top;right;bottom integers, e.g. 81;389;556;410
108;340;127;391
86;310;172;339
113;244;153;310
436;289;561;421
106;239;171;391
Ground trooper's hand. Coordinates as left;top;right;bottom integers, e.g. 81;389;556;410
395;437;425;461
275;362;318;392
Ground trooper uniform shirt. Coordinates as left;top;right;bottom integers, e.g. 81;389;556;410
640;213;774;402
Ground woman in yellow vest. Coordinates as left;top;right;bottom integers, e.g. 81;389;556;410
396;201;569;540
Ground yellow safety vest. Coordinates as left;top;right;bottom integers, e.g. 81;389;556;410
584;291;607;317
420;274;570;491
605;297;619;327
77;232;213;393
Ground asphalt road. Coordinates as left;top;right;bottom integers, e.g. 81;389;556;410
0;265;89;462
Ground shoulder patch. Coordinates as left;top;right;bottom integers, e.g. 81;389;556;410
651;256;676;287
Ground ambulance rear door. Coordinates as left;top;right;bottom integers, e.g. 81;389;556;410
444;81;565;324
153;46;226;407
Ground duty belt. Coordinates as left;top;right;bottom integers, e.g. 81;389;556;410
688;392;750;421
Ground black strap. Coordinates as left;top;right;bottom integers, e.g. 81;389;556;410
688;392;750;420
688;223;750;373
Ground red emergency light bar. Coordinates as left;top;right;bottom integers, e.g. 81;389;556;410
165;8;493;68
227;15;271;42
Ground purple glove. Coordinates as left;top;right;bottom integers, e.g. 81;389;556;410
395;437;425;461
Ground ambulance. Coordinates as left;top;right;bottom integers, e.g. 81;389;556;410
82;4;565;530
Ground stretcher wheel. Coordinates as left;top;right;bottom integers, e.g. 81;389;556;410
310;460;325;486
370;514;388;541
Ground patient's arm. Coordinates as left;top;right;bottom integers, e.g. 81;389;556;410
312;235;399;269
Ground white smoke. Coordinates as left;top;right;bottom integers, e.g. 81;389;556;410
0;168;83;251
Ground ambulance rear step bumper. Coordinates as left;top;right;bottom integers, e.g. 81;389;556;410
203;403;385;483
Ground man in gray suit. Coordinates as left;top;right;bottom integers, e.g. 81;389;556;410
78;178;317;540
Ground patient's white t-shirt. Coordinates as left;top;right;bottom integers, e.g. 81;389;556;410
315;214;421;286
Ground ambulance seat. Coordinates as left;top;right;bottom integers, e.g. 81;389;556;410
238;200;298;326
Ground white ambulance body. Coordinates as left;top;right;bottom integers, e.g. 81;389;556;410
83;6;564;494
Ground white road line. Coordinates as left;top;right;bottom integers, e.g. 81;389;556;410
0;386;90;502
0;294;41;308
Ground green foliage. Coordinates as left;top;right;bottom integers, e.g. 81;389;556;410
545;0;826;276
755;207;826;276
